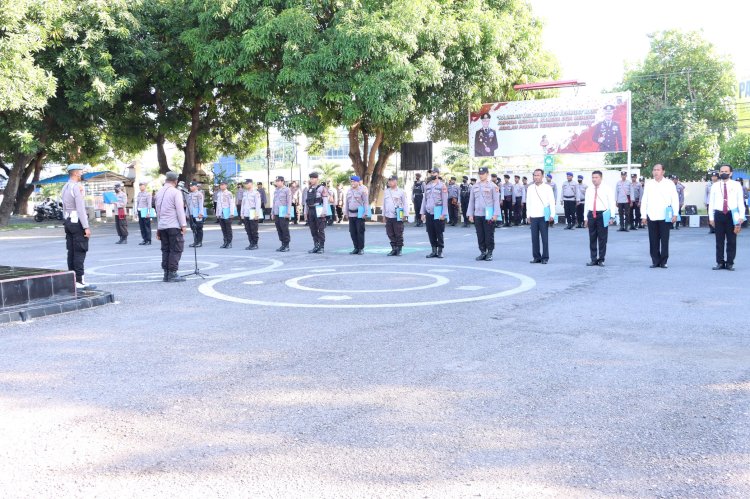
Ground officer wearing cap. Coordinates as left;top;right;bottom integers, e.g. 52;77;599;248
501;174;513;227
474;112;498;157
216;180;234;248
545;174;557;227
235;182;244;226
459;175;471;227
240;178;262;250
420;167;448;258
561;172;578;229
304;172;329;253
187;181;205;247
575;174;587;228
630;173;642;230
411;173;425;227
382;175;408;255
706;171;718;233
592;104;623;152
271;176;292;251
135;181;152;245
616;171;634;231
346;175;369;254
468;166;500;261
447;176;459;226
512;174;525;226
113;182;129;244
61;164;95;290
155;172;187;282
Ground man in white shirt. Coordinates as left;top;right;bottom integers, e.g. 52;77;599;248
526;169;556;264
640;164;679;268
708;164;745;270
583;170;615;266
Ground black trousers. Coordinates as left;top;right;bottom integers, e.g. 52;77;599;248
413;196;423;220
714;210;737;265
522;203;527;222
64;219;88;283
291;203;299;223
587;211;608;262
219;217;233;243
647;218;671;265
275;217;290;245
349;215;366;249
502;197;512;223
115;215;128;238
425;213;445;248
243;218;259;245
530;217;549;260
159;228;184;272
461;199;469;224
513;199;523;225
308;208;326;246
336;205;343;222
448;200;458;224
630;203;640;226
138;213;151;242
385;217;404;246
474;216;495;251
191;219;204;244
576;203;585;226
618;203;631;227
563;199;576;225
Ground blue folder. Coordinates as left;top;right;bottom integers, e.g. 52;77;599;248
357;206;370;218
396;207;404;222
731;208;741;225
103;192;118;204
484;206;494;219
222;207;231;219
665;206;674;221
191;207;207;218
139;208;156;218
433;206;443;219
602;209;611;226
543;205;551;222
327;204;333;216
279;205;288;217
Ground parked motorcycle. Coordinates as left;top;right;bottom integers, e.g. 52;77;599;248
33;201;64;222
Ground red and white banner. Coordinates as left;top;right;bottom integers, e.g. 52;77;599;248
469;92;630;158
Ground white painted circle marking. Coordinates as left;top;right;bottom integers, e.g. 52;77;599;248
285;271;449;294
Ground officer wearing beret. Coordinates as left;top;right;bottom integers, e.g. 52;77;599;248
216;180;234;248
420;167;448;258
474;112;498;157
135;181;152;245
61;164;95;290
113;182;128;244
592;104;623;152
467;166;501;261
382;175;408;255
460;175;471;227
240;179;262;250
187;181;205;247
155;172;188;282
271;176;292;251
304;172;329;253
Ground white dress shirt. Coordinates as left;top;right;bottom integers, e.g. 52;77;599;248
583;184;615;214
526;183;556;218
708;179;746;222
640;178;679;221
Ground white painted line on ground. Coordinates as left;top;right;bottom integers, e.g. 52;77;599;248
318;295;352;301
456;285;484;291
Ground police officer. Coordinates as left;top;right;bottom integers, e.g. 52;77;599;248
235;183;244;226
447;176;459;226
411;173;425;227
673;175;685;229
630;173;642;230
290;180;300;224
382;175;408;256
459;175;471;227
271;176;292;251
187;181;205;247
215;180;234;248
240;178;262;250
575;175;587;228
615;171;633;231
512;174;525;226
592;104;623;152
346;175;369;254
521;176;529;224
501;174;513;227
561;172;578;229
467;166;501;261
474;112;498;156
135;181;152;245
336;183;345;223
155;172;188;282
420;167;449;258
113;182;128;244
304;172;329;254
257;182;267;222
61;164;95;290
545;174;557;227
705;171;718;233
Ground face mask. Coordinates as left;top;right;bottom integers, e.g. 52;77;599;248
720;173;730;180
431;175;438;181
578;180;582;183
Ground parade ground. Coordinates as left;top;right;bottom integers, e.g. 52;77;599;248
1;220;748;497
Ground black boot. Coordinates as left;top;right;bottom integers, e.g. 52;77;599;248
220;240;228;249
139;240;147;245
387;244;397;256
318;244;324;254
308;244;320;254
436;247;443;258
225;241;232;248
350;248;358;254
162;270;169;282
249;243;258;250
167;271;186;282
475;250;487;261
189;241;198;248
485;250;493;261
426;246;438;258
395;246;402;256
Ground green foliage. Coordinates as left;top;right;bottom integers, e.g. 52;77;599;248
719;133;750;171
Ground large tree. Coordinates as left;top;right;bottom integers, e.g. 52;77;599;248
616;30;736;179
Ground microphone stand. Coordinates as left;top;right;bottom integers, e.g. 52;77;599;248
178;186;209;279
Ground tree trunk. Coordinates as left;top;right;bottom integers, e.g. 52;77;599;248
0;152;38;226
181;98;202;183
156;133;170;174
15;151;46;215
347;125;392;205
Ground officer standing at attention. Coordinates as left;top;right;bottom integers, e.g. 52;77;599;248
467;166;500;261
240;178;261;250
615;171;634;231
501;174;513;227
215;180;234;248
235;183;244;226
271;176;292;252
575;175;587;228
545;174;557;227
382;175;408;256
304;172;330;254
512;174;525;226
155;172;188;282
345;175;369;254
629;173;642;230
705;171;718;233
447;176;459;226
672;175;685;229
411;173;425;227
326;181;336;226
135;181;152;245
709;163;745;270
528;169;556;264
61;164;95;290
561;172;578;229
187;181;205;247
336;183;345;223
113;182;129;244
583;170;615;266
640;164;679;268
522;176;529;224
459;175;471;227
420;167;449;258
290;180;301;225
257;182;267;223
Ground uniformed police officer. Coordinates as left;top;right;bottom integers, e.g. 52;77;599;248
382;175;408;256
501;174;513;227
474;112;498;157
546;173;558;227
459;175;471;227
673;175;685;229
411;173;425;227
420;167;449;258
113;182;128;244
561;172;578;229
235;183;244;226
575;175;587;228
187;181;205;247
615;171;633;231
326;181;336;226
271;176;292;251
512;174;525;226
240;178;262;250
304;172;329;253
467;166;501;261
155;172;187;282
61;164;95;290
592;104;623;152
629;173;642;230
346;175;369;254
215;180;234;248
447;176;459;226
705;171;718;233
135;181;152;245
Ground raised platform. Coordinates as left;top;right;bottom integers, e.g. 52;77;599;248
0;266;113;324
